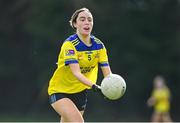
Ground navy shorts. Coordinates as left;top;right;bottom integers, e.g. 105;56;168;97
49;90;87;111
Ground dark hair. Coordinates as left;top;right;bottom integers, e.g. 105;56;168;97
69;8;91;30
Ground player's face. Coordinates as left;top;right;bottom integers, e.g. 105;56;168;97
74;11;93;36
154;78;164;88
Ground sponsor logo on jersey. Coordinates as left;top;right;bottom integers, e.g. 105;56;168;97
65;49;75;56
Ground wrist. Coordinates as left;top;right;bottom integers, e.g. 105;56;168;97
92;84;101;92
91;84;96;89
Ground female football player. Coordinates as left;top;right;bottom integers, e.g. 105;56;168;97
48;8;112;122
147;75;173;122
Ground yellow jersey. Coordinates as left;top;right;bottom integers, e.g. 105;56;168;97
152;87;171;113
48;34;109;95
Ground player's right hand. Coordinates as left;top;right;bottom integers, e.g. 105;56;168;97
91;84;101;93
92;84;110;100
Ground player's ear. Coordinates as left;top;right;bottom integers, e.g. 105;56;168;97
73;22;77;29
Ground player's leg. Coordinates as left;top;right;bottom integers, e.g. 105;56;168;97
59;110;84;122
60;110;84;122
151;111;162;122
51;98;84;122
162;112;172;122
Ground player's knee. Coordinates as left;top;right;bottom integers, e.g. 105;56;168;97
60;115;84;122
70;113;84;122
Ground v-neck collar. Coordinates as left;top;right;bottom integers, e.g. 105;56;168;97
76;34;95;48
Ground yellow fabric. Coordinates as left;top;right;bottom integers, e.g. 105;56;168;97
152;87;170;113
48;36;108;95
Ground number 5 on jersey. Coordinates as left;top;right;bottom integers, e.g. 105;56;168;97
88;54;91;61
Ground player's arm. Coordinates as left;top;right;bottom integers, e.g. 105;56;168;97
99;43;112;77
69;63;94;87
147;97;156;107
69;63;101;91
101;66;112;77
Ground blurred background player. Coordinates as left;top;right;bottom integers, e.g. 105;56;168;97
48;8;112;122
147;75;173;122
